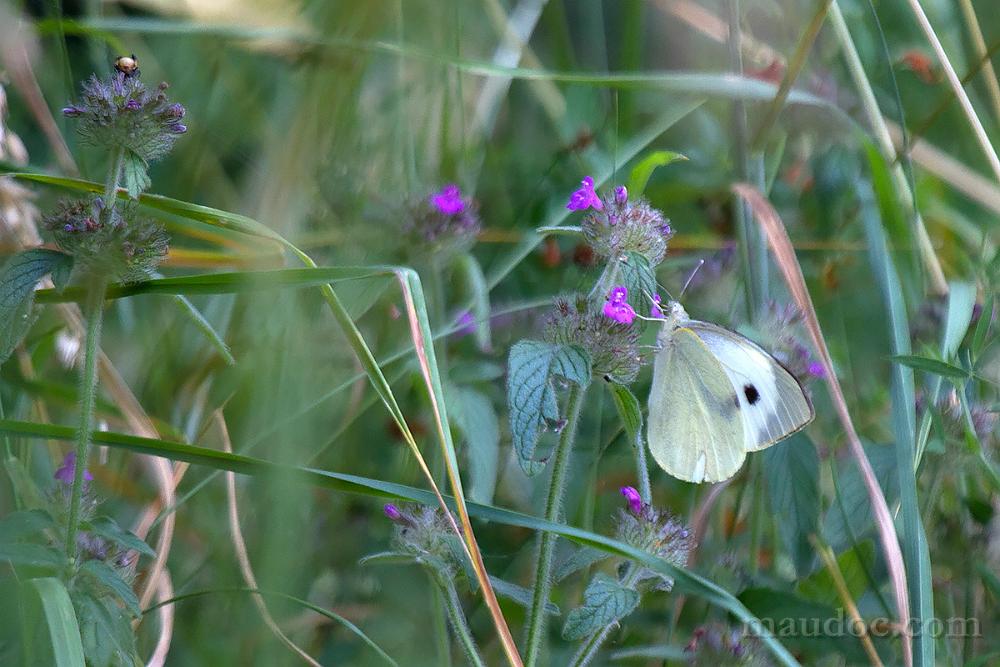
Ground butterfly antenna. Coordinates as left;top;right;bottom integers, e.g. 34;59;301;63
680;259;706;299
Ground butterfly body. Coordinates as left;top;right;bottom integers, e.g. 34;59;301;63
647;301;814;483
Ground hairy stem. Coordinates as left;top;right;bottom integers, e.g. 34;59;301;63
568;566;644;667
524;383;587;666
64;276;107;562
434;571;486;667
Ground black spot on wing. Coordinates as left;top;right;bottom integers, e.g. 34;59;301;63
743;384;760;405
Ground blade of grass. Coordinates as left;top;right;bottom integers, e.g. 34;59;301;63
0;418;801;667
903;0;1000;184
142;587;398;667
733;183;912;667
857;179;933;667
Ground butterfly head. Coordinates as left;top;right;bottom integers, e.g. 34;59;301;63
659;300;689;328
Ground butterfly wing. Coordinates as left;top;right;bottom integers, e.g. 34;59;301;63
687;321;814;451
647;326;746;483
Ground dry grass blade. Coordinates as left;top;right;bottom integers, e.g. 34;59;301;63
810;535;884;667
956;0;1000;129
905;0;1000;184
216;412;322;667
395;270;523;666
733;183;912;667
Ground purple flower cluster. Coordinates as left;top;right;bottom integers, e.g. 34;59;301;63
63;72;186;163
614;487;694;591
565;175;673;267
430;184;466;215
544;296;641;383
602;286;637;325
405;184;480;255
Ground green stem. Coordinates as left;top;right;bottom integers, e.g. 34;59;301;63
434;572;486;667
64;276;107;563
433;584;453;667
634;428;651;504
102;146;125;218
568;566;643;667
524;383;587;667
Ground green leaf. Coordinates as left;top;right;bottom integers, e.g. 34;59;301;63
972;295;994;360
453;253;492;353
0;249;72;362
81;517;155;558
74;592;141;667
619;251;656;313
562;573;640;640
942;282;977;357
79;560;141;618
797;541;876;608
507;341;591;475
0;542;64;569
489;575;559;615
763;434;820;576
890;354;969;379
555;545;611;582
120;151;150;199
0;509;56;543
23;577;87;667
0;577;88;667
170;294;236;365
627;150;686;197
607;382;643;451
448;387;500;505
824;443;899;551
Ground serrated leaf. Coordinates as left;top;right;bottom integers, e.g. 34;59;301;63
890;354;969;379
507;341;591;475
562;572;640;640
763;434;819;576
120;152;150;199
607;382;643;451
82;517;155;558
449;387;500;505
79;560;141;617
0;249;72;362
797;541;876;608
619;251;656;313
555;545;611;582
824;443;899;551
627;150;686;197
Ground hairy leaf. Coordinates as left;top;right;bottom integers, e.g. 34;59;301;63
562;572;640;640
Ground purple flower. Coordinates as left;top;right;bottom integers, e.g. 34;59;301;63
54;452;93;485
602;285;636;325
566;176;603;211
430;184;466;216
650;293;664;318
807;361;825;378
614;185;628;205
166;103;185;119
383;504;404;522
620;486;643;515
167;123;187;134
124;99;141;111
61;106;84;117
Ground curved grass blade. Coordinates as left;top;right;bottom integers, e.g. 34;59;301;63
0;418;800;667
143;587;398;666
733;183;912;666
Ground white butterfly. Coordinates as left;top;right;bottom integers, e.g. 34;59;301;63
647;300;814;483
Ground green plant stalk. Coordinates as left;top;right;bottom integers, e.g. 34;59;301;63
568;565;644;666
634;429;651;504
433;585;453;667
433;570;487;667
64;144;123;564
63;276;107;562
524;383;587;667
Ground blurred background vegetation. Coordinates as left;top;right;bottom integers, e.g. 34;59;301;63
1;0;999;665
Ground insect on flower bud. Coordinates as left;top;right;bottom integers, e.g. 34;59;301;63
114;54;140;78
